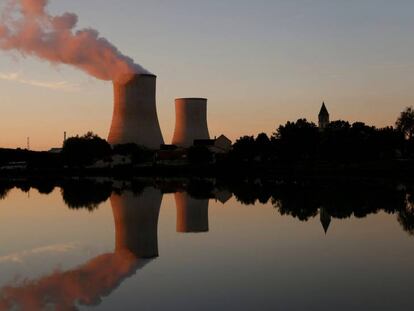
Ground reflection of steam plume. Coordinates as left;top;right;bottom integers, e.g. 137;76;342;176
111;188;163;258
0;0;149;81
0;251;149;311
0;188;162;310
175;192;209;233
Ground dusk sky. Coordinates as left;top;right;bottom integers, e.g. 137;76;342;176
1;0;413;150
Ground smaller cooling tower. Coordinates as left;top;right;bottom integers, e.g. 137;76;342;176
108;74;164;149
172;98;210;147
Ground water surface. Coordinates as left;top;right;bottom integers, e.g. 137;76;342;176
0;178;413;310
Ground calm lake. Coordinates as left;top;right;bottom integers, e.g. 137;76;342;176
0;178;413;311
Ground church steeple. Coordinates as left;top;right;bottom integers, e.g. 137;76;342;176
318;102;330;129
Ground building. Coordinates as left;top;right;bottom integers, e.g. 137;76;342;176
318;102;330;129
194;135;232;153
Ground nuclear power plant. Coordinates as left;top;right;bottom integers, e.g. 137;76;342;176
108;74;164;149
172;98;210;147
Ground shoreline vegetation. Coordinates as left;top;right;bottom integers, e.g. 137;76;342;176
1;107;414;178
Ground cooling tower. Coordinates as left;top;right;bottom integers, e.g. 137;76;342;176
111;188;163;258
175;192;209;233
172;98;210;147
108;74;164;149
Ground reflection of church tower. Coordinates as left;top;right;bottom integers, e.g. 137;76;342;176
111;188;163;258
318;102;330;129
320;207;331;234
175;192;209;233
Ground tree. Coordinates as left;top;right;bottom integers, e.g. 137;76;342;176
112;143;154;164
62;132;111;166
231;136;256;161
396;107;414;140
273;119;319;159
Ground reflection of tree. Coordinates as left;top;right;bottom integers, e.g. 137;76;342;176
398;193;414;236
0;182;12;200
227;178;408;231
271;184;318;221
31;180;56;195
61;180;113;211
227;179;273;205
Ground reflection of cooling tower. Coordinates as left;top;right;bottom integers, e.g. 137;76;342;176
172;98;210;147
108;74;164;149
111;188;163;258
175;192;209;233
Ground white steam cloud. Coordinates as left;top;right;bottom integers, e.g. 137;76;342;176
0;0;150;81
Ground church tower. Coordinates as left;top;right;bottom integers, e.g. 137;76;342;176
318;102;330;129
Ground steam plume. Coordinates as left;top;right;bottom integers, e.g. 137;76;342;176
0;0;150;81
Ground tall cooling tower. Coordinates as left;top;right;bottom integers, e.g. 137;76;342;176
111;188;163;258
172;98;210;147
108;74;164;149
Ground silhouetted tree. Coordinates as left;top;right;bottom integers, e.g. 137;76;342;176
274;119;319;160
112;144;154;164
396;107;414;140
62;132;111;166
231;136;256;161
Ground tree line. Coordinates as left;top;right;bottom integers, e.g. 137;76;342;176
229;107;414;163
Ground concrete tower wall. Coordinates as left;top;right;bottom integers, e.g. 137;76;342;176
108;74;164;149
111;188;163;258
172;98;210;147
175;192;209;233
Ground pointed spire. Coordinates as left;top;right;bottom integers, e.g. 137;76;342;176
319;102;329;117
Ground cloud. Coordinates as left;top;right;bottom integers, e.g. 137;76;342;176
0;242;79;264
0;72;80;91
0;0;149;81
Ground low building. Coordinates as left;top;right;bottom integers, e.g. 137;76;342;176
194;135;232;153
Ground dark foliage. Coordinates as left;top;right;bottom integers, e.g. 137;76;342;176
0;181;13;200
229;118;405;163
62;132;111;166
275;119;319;160
61;179;113;211
112;143;154;164
396;106;414;140
188;146;213;164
